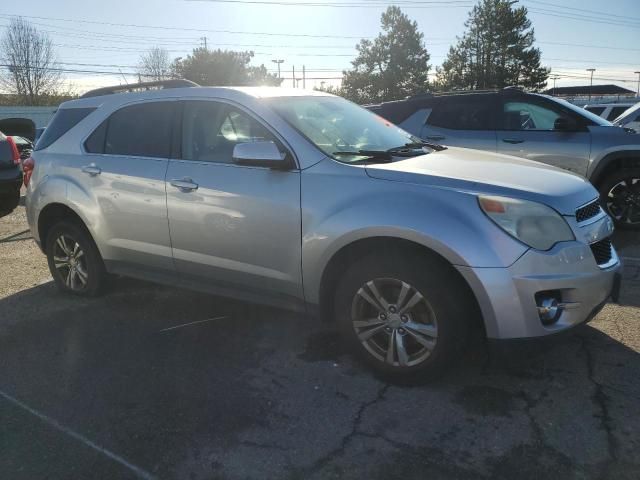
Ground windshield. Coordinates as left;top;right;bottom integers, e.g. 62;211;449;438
613;102;640;125
540;95;613;126
265;95;423;161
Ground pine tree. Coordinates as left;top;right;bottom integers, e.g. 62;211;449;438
436;0;549;91
338;7;430;103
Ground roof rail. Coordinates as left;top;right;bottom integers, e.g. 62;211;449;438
501;86;524;92
406;92;434;100
80;79;199;98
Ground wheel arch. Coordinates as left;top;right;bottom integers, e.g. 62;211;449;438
590;150;640;187
37;203;93;251
316;236;484;335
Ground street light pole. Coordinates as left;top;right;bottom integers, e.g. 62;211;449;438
635;71;640;98
586;68;596;102
550;75;559;96
271;59;284;79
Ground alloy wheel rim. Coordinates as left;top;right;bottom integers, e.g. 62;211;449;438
53;235;88;291
350;278;438;368
607;177;640;225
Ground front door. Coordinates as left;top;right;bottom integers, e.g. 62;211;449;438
165;100;303;305
497;97;592;176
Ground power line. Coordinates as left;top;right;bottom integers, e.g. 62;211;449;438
524;0;640;23
527;7;640;30
0;13;372;39
184;0;473;7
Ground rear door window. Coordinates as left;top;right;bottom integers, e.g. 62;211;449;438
427;95;496;130
585;106;605;116
34;107;95;151
607;106;629;121
104;102;174;158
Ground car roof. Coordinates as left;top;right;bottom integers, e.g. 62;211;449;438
584;103;635;108
61;86;333;110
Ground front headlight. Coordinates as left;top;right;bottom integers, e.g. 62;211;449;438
478;195;574;250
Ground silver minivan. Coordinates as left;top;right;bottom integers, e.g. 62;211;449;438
25;81;621;380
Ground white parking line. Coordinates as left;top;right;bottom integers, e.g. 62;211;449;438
159;316;228;332
0;389;157;480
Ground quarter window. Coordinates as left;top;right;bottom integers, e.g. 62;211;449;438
103;102;174;158
181;101;280;164
34;107;95;151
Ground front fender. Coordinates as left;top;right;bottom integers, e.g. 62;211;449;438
588;147;640;182
300;160;528;305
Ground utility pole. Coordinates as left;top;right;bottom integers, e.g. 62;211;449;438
635;71;640;98
303;65;306;89
550;75;559;96
271;59;284;79
293;65;296;88
586;68;596;101
200;37;208;50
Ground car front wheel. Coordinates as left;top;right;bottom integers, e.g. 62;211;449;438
599;168;640;229
334;249;473;382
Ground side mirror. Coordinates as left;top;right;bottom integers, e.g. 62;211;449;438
553;117;573;131
232;141;289;169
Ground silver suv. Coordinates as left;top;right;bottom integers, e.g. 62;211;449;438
367;89;640;228
26;81;621;380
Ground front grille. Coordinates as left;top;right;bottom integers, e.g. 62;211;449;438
590;238;613;266
576;199;601;223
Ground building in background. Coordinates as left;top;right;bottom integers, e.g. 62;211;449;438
543;84;637;106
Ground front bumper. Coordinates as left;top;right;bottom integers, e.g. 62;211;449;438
457;240;621;340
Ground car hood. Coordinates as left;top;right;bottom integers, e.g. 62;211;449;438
365;147;595;215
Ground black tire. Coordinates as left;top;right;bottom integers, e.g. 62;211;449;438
45;221;106;296
334;249;474;382
598;167;640;230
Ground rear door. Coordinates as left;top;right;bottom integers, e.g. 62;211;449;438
420;94;498;151
165;99;303;305
497;96;591;176
78;100;176;272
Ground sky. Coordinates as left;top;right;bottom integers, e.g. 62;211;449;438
0;0;638;94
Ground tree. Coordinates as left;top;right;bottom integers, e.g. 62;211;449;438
337;6;430;104
436;0;549;91
170;48;281;86
0;17;63;105
138;47;171;82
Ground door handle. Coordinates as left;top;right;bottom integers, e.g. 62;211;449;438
170;178;199;192
425;135;445;141
502;138;525;144
81;164;101;176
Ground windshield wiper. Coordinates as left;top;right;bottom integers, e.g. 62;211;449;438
391;141;447;152
332;150;394;162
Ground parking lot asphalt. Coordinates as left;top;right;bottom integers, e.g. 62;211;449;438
1;203;639;480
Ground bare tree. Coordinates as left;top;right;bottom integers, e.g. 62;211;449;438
0;17;62;105
138;47;171;82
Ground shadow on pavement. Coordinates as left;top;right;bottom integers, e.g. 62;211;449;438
0;278;639;480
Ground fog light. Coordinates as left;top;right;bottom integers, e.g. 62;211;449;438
537;297;560;325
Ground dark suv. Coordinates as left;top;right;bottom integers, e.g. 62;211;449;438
0;131;23;217
367;88;640;228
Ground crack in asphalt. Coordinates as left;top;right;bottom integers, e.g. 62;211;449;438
578;336;619;476
304;383;390;474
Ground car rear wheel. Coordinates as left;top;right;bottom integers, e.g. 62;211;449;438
599;168;640;230
45;221;106;296
334;250;473;382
